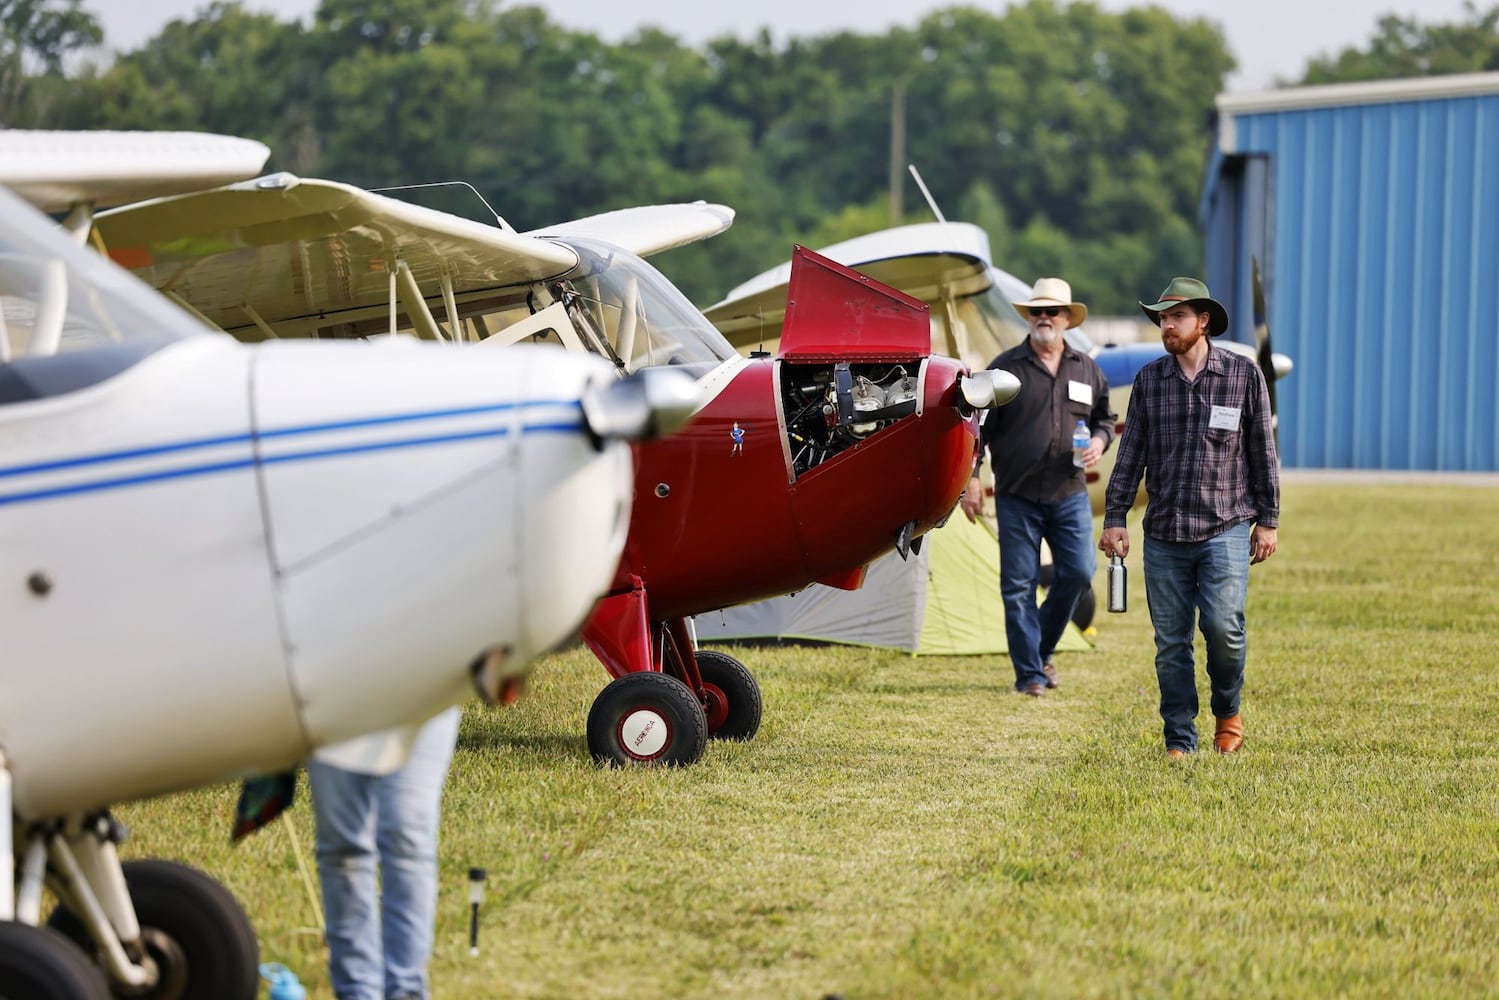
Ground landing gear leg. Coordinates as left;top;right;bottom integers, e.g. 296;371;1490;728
47;827;260;999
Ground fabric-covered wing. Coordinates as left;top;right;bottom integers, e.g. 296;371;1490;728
93;174;578;339
527;202;734;259
0;130;271;212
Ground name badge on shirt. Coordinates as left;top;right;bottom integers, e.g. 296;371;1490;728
1067;380;1093;405
1209;404;1241;431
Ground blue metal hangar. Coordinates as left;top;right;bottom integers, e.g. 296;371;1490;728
1200;72;1499;471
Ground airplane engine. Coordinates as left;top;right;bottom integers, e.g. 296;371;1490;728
783;360;922;469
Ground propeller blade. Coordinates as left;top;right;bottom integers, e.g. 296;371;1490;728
1251;256;1279;439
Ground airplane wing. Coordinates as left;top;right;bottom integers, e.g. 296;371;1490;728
92;173;580;339
704;221;1002;349
0;130;271;212
526;201;734;258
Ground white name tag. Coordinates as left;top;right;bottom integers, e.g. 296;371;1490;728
1067;380;1092;405
1209;404;1241;430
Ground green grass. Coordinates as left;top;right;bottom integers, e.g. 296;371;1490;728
114;480;1499;998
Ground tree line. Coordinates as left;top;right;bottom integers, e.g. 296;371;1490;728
4;0;1498;310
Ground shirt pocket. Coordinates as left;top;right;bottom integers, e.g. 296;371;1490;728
1205;427;1239;447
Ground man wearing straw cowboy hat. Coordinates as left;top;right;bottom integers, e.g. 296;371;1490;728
1099;277;1279;759
962;277;1115;697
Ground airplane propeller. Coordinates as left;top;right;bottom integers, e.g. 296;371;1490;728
958;368;1022;410
1250;257;1293;443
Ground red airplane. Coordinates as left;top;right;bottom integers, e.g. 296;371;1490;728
581;245;1017;765
91;176;1018;766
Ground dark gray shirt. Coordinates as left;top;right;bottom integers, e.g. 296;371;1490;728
978;338;1115;503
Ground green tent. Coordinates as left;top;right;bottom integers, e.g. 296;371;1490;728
694;514;1092;656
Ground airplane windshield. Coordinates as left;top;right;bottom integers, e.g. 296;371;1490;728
556;237;737;376
0;185;209;367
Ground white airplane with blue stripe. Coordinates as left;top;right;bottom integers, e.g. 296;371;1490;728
0;132;697;999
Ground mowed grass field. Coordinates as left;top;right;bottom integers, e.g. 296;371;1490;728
114;479;1499;998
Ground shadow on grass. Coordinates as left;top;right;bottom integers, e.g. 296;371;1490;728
457;729;585;759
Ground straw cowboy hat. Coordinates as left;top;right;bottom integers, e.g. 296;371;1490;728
1012;277;1087;327
1138;277;1229;337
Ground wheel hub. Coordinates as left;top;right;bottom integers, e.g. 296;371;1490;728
700;683;730;731
618;708;670;760
117;928;185;999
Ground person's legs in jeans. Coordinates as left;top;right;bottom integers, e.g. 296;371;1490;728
1037;490;1097;666
1197;523;1251;721
1143;534;1201;751
378;706;461;1000
308;762;381;1000
994;493;1046;690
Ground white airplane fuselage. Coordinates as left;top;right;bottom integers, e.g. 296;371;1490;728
1;333;632;820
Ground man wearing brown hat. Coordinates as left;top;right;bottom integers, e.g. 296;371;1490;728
1099;277;1279;758
962;277;1115;697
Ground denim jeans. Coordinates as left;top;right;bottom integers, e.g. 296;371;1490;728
308;706;461;1000
1142;522;1251;752
994;490;1096;690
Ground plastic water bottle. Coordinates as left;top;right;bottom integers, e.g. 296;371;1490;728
1072;419;1090;468
259;963;306;1000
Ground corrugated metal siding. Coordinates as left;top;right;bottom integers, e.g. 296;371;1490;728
1220;94;1499;470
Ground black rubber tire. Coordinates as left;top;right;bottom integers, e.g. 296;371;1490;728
47;859;258;1000
587;672;708;767
0;921;112;1000
1037;563;1096;631
695;649;762;742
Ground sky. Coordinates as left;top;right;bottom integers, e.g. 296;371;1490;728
84;0;1481;92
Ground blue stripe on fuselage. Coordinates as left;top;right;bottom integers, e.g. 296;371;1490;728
0;403;585;508
0;399;582;480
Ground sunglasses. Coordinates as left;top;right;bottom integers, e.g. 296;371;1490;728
1028;306;1064;318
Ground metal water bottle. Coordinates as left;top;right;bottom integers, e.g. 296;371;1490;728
1107;554;1127;613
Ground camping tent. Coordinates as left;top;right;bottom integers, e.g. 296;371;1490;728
693;513;1092;656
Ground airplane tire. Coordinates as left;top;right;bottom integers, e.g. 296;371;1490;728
48;859;259;1000
1037;564;1096;631
0;922;111;1000
695;649;762;742
587;672;708;767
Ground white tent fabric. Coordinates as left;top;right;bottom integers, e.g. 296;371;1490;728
694;514;1091;656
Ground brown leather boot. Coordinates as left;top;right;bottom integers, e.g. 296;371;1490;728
1214;714;1244;754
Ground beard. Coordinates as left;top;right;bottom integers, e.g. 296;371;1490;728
1029;324;1062;347
1162;326;1204;355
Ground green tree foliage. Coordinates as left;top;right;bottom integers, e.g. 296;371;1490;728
43;0;1482;311
1300;2;1499;83
1;0;101;124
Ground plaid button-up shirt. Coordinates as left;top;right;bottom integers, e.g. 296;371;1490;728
1103;345;1279;541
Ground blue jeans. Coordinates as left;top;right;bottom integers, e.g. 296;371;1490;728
1142;523;1251;752
994;490;1096;690
308;707;461;1000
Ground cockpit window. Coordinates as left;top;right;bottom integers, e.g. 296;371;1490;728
555;237;737;376
0;185;212;402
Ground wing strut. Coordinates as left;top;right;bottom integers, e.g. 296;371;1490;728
394;261;445;341
439;272;461;343
240;302;280;340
